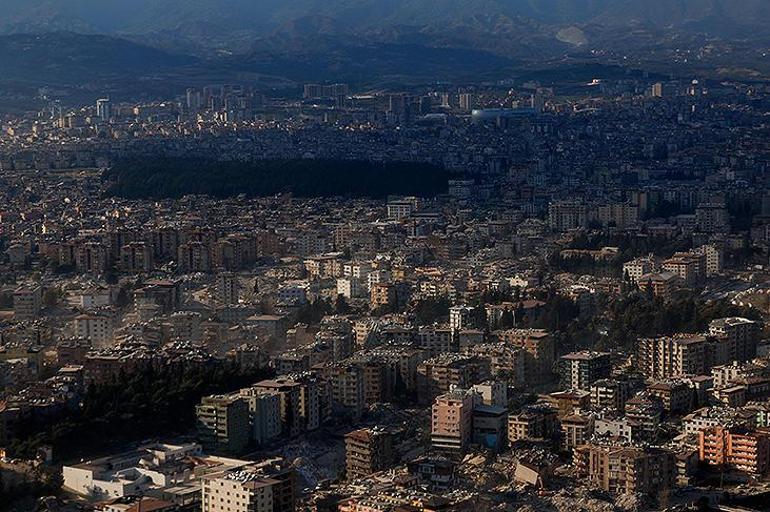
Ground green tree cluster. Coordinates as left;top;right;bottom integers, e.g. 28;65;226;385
105;158;450;200
412;297;451;325
6;363;273;462
602;292;761;350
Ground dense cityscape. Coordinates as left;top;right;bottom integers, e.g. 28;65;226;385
3;2;770;512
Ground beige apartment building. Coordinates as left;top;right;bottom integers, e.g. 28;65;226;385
496;328;555;384
431;388;478;453
344;427;396;480
574;444;676;496
636;334;709;379
201;458;296;512
13;283;42;319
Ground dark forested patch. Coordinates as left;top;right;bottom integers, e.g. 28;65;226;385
5;363;273;462
104;158;449;199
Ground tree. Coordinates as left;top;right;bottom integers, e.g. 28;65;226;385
335;295;351;315
644;279;655;302
6;362;273;461
0;291;13;309
115;287;130;308
105;158;451;200
602;291;760;351
42;287;62;308
413;297;450;325
297;299;333;324
501;309;515;329
104;269;118;285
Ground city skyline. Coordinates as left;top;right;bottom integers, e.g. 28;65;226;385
3;2;770;512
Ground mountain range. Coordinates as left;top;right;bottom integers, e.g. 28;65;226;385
0;0;768;107
0;0;770;33
1;0;768;48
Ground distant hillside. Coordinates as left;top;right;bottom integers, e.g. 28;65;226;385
593;0;770;29
0;0;768;102
1;0;768;42
0;32;197;83
0;30;518;91
232;39;518;82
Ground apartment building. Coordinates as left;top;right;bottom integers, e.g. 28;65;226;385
216;272;241;305
547;389;591;418
370;283;397;309
699;426;770;475
416;326;456;355
590;378;632;411
662;252;705;286
696;244;724;276
622;256;660;284
337;277;364;300
636;334;709;379
548;201;588;231
575;444;676;496
196;395;251;455
496;329;555;384
74;312;115;347
345;427;396;480
387;197;418;221
709;317;760;363
13;283;42;320
178;241;211;273
508;403;559;442
471;381;508;408
76;241;109;274
695;202;729;233
323;364;367;421
473;404;508;452
646;380;695;414
561;414;594;451
637;271;680;299
417;354;490;403
597;203;639;229
449;305;474;332
119;241;154;272
201;458;296;512
238;388;282;445
625;395;663;442
431;388;478;453
463;343;527;388
559;351;611;390
253;379;305;437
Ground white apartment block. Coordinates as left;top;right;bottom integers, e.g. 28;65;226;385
337;277;364;299
74;313;115;347
623;256;659;284
449;305;474;332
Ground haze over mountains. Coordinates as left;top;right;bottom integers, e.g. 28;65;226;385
1;0;767;47
0;0;767;104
